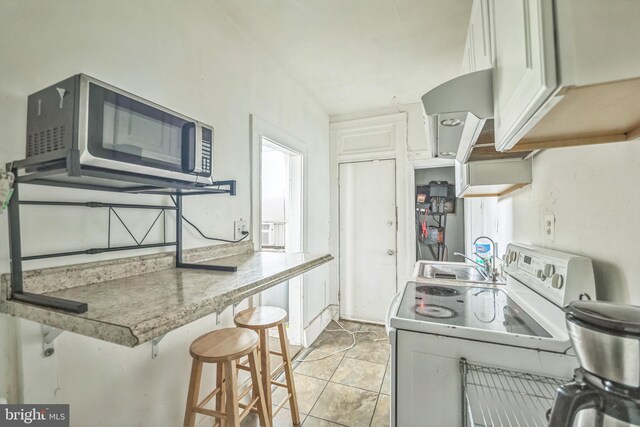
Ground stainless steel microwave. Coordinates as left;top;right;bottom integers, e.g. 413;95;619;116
24;74;213;185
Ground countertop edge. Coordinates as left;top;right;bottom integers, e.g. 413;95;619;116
132;253;334;344
0;252;333;347
1;299;138;347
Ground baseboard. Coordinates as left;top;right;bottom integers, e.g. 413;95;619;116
302;305;334;347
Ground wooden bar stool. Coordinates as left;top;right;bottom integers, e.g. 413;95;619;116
183;328;271;427
234;307;300;425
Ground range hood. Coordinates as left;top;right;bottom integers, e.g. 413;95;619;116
421;69;493;161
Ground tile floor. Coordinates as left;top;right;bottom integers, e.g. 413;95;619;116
242;319;391;427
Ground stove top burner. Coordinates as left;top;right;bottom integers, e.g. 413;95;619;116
416;285;462;297
414;304;458;319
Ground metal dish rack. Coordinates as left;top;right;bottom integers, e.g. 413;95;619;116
460;358;569;427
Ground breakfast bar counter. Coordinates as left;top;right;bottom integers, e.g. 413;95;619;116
0;243;333;347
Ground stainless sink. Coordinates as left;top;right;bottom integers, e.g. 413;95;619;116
414;260;505;284
420;263;488;282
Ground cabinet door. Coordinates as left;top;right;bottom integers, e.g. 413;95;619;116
491;0;558;151
469;0;492;71
461;34;473;74
454;160;469;197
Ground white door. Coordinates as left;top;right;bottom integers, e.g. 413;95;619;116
490;0;557;151
339;159;397;323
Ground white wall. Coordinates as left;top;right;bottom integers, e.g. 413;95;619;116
465;140;640;305
0;0;331;423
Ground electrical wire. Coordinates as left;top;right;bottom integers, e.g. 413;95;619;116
297;319;389;363
170;196;249;243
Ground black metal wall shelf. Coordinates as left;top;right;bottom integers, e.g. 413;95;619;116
6;160;238;315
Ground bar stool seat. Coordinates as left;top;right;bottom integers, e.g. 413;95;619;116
184;328;271;427
234;306;288;330
234;307;300;425
190;327;258;362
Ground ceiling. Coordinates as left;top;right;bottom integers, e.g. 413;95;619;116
215;0;473;115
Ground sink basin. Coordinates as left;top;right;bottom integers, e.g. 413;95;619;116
420;264;488;282
413;261;505;284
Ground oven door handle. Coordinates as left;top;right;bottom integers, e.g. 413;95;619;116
385;291;402;336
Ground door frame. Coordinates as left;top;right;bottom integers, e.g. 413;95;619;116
250;115;308;345
338;158;398;323
330;112;410;320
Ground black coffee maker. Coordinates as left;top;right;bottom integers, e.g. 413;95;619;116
548;300;640;426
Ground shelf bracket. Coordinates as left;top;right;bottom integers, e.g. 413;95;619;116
42;325;64;357
151;334;166;360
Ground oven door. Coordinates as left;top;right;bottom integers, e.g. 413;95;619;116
81;78;207;183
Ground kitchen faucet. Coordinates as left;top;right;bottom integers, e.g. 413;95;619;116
452;252;491;280
454;236;500;282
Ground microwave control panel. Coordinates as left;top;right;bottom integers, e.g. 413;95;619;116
201;127;213;175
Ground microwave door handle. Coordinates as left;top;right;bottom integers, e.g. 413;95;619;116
193;125;203;174
181;122;197;173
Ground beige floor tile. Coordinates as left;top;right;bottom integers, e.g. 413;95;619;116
359;323;388;339
241;406;306;427
309;382;378;427
311;330;355;354
302;416;346;426
330;319;363;332
344;337;390;365
380;367;390;395
371;394;391;427
330;357;386;392
272;372;327;414
295;348;343;381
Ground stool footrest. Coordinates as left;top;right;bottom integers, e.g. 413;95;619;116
193;407;226;420
238;396;260;420
271;379;288;388
269;350;283;357
236;363;251;372
238;384;253;401
271;361;285;376
273;393;292;416
197;385;223;408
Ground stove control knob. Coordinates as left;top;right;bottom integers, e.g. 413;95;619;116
536;269;544;279
551;273;564;289
543;264;555;277
510;251;518;263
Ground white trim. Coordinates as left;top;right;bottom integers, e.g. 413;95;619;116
250;114;308;346
302;305;333;347
330;112;411;320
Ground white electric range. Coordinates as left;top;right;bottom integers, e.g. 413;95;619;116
386;243;596;427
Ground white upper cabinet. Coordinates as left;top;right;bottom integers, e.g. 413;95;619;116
490;0;640;153
490;0;557;151
462;0;492;74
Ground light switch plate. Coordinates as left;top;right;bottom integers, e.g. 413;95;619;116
544;214;555;242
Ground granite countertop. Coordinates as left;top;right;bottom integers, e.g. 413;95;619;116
0;250;332;347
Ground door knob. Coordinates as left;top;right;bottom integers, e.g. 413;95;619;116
387;249;395;256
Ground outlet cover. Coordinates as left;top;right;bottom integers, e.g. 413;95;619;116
234;220;247;240
544;214;555;242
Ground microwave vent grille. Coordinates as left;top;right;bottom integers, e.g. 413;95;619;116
27;125;65;157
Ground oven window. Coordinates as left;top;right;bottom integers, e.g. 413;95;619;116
87;83;192;173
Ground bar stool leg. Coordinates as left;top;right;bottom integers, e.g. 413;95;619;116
259;330;273;419
278;323;301;425
224;361;240;427
184;359;203;427
249;349;272;427
215;363;226;427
